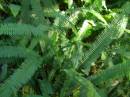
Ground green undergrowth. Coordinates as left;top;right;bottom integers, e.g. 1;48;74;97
0;0;130;97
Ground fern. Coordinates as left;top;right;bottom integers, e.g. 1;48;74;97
0;46;39;58
0;0;130;97
89;61;130;85
80;14;128;72
0;46;42;97
0;23;49;37
0;57;42;97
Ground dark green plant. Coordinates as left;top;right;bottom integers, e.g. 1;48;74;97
0;0;130;97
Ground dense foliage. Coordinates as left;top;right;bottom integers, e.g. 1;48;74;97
0;0;130;97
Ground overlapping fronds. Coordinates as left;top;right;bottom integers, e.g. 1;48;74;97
0;57;42;97
0;0;130;97
0;46;42;97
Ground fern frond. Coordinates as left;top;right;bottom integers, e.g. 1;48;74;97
0;46;42;97
0;57;42;97
89;61;130;85
0;58;23;64
0;23;49;37
80;14;128;71
0;46;39;58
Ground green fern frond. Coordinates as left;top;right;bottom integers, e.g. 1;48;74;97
89;61;130;85
0;46;42;97
0;57;42;97
80;14;128;72
0;46;39;58
0;23;49;37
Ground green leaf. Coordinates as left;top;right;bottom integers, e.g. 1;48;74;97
83;0;92;4
0;3;4;11
91;0;102;11
68;0;73;8
77;20;92;40
9;4;21;17
89;10;108;25
125;29;130;34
